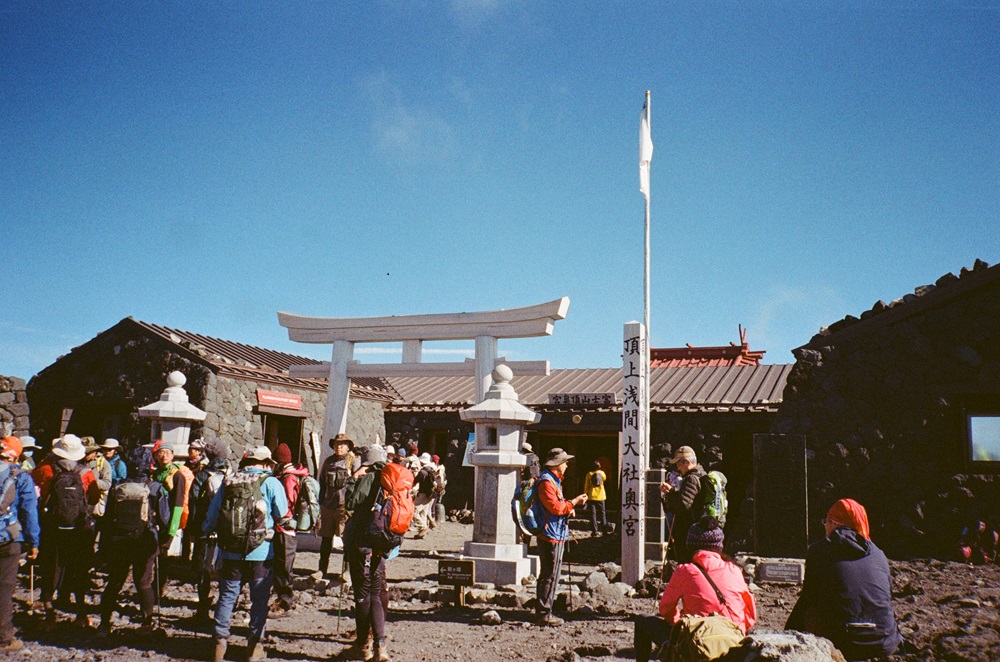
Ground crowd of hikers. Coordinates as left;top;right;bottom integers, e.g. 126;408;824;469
0;431;982;661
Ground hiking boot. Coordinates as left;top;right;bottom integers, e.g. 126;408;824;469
338;639;373;660
0;638;24;652
135;620;157;636
268;604;290;619
534;613;564;627
96;620;113;638
375;639;389;662
413;529;427;540
213;638;228;662
39;608;57;632
247;638;267;661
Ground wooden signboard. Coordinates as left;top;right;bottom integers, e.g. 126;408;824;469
439;559;475;607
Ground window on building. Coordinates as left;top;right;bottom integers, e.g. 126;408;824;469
969;415;1000;463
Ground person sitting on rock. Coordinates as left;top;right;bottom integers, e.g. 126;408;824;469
633;517;756;662
786;498;903;661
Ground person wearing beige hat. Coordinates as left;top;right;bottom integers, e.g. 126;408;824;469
32;434;102;630
317;433;356;575
533;448;588;627
659;446;707;562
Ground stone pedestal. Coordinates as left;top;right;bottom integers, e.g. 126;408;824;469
459;365;540;585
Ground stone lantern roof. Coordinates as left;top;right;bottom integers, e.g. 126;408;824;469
138;371;207;422
459;365;540;425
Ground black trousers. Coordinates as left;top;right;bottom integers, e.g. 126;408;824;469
634;615;673;662
40;526;94;617
0;542;22;641
589;500;607;533
347;548;387;643
101;533;157;623
272;531;297;607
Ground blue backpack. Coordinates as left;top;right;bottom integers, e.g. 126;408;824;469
512;476;543;536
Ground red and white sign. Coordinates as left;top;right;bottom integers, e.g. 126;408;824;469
257;389;302;411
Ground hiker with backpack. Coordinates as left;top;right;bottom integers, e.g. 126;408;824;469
18;436;39;472
339;444;410;662
202;446;289;662
584;460;609;537
534;448;588;627
0;437;40;652
187;438;230;624
786;498;903;661
151;439;195;556
97;447;171;637
317;433;356;576
633;517;756;662
659;446;708;562
270;442;313;616
411;453;441;540
32;434;101;630
101;439;128;487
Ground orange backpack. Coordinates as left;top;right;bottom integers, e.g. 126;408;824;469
379;462;415;536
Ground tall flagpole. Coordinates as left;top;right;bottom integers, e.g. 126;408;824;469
640;90;653;460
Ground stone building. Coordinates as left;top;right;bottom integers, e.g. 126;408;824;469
0;375;30;438
772;259;1000;557
27;318;393;471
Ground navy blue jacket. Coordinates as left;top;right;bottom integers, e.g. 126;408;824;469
787;527;902;660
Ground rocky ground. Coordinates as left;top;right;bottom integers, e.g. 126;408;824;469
8;521;1000;661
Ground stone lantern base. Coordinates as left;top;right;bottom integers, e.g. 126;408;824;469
461;542;538;586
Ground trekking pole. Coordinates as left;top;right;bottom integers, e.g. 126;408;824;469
154;551;162;631
29;564;35;615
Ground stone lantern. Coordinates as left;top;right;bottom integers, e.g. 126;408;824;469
138;371;206;449
459;364;540;585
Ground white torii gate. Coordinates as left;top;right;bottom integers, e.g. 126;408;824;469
278;297;570;456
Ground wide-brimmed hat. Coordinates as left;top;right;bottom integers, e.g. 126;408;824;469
189;438;207;451
81;436;100;454
52;434;86;462
19;436;39;450
360;445;386;467
669;445;698;465
329;433;355;450
100;438;120;450
244;446;274;463
544;447;574;467
419;452;432;467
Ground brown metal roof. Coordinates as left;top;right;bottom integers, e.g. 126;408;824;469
128;319;396;401
386;364;793;413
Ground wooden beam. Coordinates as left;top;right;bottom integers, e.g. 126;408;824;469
288;359;550;379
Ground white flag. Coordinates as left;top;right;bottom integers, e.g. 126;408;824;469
639;93;653;200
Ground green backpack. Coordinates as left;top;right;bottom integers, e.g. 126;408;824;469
662;614;744;662
217;473;269;556
700;471;728;527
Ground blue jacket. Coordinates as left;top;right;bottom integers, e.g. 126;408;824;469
537;470;571;542
108;454;128;486
202;467;288;562
787;527;902;659
0;464;40;549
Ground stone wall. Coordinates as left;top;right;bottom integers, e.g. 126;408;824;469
27;325;213;447
0;375;29;438
771;261;1000;557
203;375;385;464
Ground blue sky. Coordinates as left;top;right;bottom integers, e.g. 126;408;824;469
2;1;997;379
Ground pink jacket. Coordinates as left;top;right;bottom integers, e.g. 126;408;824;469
275;464;310;533
659;550;757;634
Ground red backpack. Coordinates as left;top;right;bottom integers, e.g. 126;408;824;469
360;463;414;554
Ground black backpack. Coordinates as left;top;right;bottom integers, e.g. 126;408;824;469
415;467;436;497
44;464;92;530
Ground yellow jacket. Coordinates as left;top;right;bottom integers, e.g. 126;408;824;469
585;470;607;501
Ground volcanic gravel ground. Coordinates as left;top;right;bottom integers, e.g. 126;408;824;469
7;522;999;661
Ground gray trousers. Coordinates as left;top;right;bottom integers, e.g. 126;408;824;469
535;538;565;614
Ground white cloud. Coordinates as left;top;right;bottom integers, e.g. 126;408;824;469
364;73;458;163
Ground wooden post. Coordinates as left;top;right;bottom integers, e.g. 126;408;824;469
621;322;647;586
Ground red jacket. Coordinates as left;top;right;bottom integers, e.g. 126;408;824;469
537;468;574;543
32;456;101;506
275;463;309;533
659;550;757;634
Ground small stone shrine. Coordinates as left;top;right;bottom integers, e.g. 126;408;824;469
138;371;207;449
